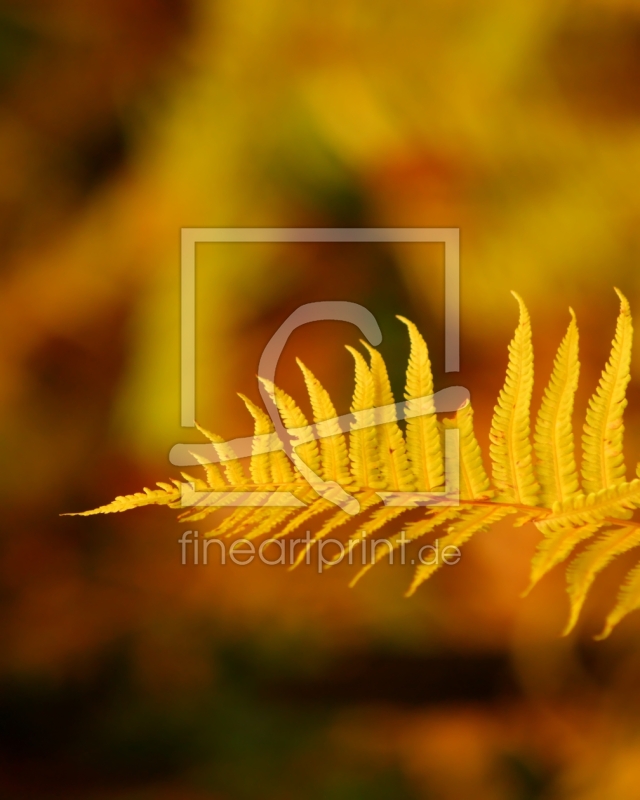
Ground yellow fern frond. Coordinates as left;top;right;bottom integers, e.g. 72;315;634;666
346;346;385;490
345;506;414;557
237;394;297;493
596;560;640;640
238;393;276;486
397;316;443;492
210;481;315;542
176;467;221;523
271;497;332;540
68;292;640;640
259;378;322;477
563;524;640;636
534;310;580;506
219;395;296;537
65;481;182;516
179;471;209;492
194;419;269;536
350;507;462;587
241;498;312;541
442;404;491;500
582;289;633;496
361;341;415;492
489;292;539;506
526;521;603;594
406;506;512;596
221;389;309;539
296;359;352;487
536;479;640;535
196;423;248;487
292;490;381;569
189;449;228;492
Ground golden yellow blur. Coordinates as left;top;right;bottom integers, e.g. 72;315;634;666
2;0;640;797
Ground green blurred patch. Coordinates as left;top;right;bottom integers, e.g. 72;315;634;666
0;11;38;88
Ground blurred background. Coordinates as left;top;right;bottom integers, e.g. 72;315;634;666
2;0;640;797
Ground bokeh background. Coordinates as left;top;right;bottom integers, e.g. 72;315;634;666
2;0;640;797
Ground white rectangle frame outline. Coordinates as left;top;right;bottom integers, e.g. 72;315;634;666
180;227;459;428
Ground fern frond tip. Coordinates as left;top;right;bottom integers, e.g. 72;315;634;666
613;287;630;310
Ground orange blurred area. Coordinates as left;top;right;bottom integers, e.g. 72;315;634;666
2;0;640;798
